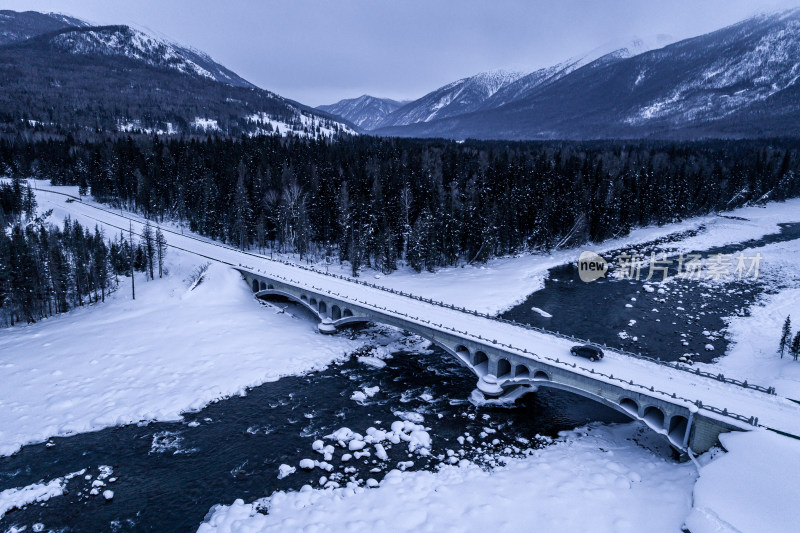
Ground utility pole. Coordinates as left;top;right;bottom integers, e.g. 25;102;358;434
129;221;135;300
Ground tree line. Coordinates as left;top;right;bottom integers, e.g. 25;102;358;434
3;135;800;276
0;177;166;325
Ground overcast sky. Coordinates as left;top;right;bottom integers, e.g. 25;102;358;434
6;0;800;106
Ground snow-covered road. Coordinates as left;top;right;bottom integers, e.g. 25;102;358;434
31;183;800;439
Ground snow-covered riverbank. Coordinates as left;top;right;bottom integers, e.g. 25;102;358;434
690;223;800;399
198;423;697;533
197;423;800;533
687;429;800;533
0;257;360;457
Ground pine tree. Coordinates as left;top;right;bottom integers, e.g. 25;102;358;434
233;162;251;250
128;222;135;300
780;316;792;358
792;332;800;362
155;227;167;278
142;221;155;280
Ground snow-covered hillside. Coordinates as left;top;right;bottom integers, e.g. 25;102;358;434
0;11;357;138
485;35;675;109
627;11;800;126
372;9;800;139
317;95;406;131
0;10;88;46
247;110;357;138
375;70;524;128
49;25;255;89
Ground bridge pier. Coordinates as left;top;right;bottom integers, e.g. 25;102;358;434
476;374;503;397
318;319;337;335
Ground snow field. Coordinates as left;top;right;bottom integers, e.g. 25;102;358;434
686;430;800;533
0;254;360;456
198;423;697;533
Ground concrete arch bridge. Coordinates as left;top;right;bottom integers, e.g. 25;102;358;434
240;267;800;457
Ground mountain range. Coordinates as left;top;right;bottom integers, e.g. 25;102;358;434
321;11;800;140
0;10;354;137
2;9;799;140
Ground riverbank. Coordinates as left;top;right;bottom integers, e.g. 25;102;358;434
0;257;361;457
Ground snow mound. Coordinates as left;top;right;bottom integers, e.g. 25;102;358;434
686;430;800;533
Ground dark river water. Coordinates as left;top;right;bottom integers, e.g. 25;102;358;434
2;220;799;532
501;222;800;363
0;340;627;532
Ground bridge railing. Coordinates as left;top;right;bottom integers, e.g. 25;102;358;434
238;259;776;397
240;264;762;429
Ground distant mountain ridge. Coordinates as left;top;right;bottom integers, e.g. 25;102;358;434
0;11;355;138
374;70;525;128
317;95;406;130
321;36;674;133
371;10;800;139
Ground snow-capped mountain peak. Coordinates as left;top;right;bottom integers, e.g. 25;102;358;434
375;69;524;129
0;10;357;138
48;25;255;88
317;95;407;130
483;34;676;110
626;10;800;126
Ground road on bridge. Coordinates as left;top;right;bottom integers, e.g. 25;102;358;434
30;181;800;439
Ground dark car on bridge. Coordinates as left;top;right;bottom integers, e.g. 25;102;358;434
570;345;604;362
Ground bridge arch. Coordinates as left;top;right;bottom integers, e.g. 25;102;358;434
454;345;471;364
331;305;342;320
619;397;639;416
499;377;690;449
252;279;259;292
472;351;489;376
496;358;512;378
260;281;267;291
343;309;353;317
512;378;637;419
515;364;530;377
318;301;327;316
643;406;666;430
532;370;550;381
668;415;689;445
254;288;322;319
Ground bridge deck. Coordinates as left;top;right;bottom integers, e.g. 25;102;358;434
34;184;800;439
